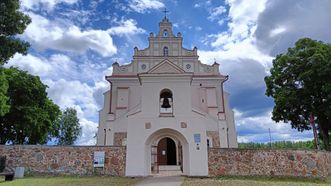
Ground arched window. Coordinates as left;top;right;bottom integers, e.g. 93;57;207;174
163;46;168;56
160;89;173;114
163;29;168;37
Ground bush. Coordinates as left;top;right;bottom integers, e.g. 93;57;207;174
0;156;6;172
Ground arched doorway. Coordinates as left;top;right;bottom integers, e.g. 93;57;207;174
157;137;176;165
146;128;188;175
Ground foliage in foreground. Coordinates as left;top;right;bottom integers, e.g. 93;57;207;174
0;0;31;65
0;68;61;144
265;38;331;151
0;0;31;118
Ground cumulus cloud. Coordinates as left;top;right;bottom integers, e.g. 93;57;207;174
199;0;271;70
23;13;117;57
254;0;331;56
76;118;98;145
128;0;164;13
208;5;226;22
7;53;77;79
198;38;273;70
107;19;146;36
21;0;78;11
235;109;313;143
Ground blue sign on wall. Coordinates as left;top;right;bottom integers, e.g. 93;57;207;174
194;134;201;143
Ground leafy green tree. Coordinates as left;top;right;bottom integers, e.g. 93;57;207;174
0;68;61;144
265;38;331;151
56;108;81;145
0;0;31;65
0;0;31;117
0;69;9;117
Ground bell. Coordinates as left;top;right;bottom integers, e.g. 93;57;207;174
161;98;171;108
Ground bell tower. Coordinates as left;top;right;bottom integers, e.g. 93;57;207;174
157;8;174;37
158;17;175;37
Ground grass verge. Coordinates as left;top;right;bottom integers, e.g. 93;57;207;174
182;175;331;186
0;176;141;186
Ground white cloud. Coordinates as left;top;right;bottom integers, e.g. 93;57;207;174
128;0;164;13
198;38;273;70
24;13;117;57
21;0;78;11
76;118;98;145
107;19;146;36
235;109;313;143
269;27;286;37
208;5;226;21
7;53;77;79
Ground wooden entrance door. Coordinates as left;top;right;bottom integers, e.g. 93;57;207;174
157;137;176;165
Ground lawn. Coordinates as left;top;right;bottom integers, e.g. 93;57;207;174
0;176;141;186
182;176;331;186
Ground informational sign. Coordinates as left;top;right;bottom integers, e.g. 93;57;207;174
93;151;105;168
194;134;201;143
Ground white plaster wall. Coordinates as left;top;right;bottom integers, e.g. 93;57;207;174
126;114;209;176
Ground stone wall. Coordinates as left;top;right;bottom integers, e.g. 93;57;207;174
206;131;220;148
208;148;331;179
114;132;127;146
0;145;126;176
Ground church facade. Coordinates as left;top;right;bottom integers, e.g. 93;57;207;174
96;17;238;176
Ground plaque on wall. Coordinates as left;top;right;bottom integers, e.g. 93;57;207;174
93;151;105;167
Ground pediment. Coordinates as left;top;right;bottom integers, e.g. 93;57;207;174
147;60;185;74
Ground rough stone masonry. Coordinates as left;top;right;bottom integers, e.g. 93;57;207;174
208;148;331;179
0;145;126;176
1;145;330;179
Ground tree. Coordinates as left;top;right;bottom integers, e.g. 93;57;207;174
56;108;81;145
265;38;331;151
0;0;31;65
0;69;9;117
0;0;31;117
0;68;61;144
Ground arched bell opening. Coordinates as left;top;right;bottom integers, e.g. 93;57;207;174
160;89;173;114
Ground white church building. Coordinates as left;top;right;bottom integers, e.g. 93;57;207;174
97;17;238;177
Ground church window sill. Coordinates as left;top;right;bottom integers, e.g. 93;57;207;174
159;113;174;117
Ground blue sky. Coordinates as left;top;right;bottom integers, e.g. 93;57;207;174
7;0;331;145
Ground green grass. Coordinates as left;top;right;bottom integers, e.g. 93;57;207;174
182;176;331;186
0;176;141;186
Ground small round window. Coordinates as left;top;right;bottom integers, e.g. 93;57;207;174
186;64;191;69
141;64;147;70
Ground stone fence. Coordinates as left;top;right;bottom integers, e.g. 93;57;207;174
1;145;331;179
208;148;331;179
0;145;126;176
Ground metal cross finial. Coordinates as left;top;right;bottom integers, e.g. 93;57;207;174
163;8;169;18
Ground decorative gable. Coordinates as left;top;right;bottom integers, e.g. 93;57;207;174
147;60;185;74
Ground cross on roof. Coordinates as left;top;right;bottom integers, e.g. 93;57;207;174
163;8;169;18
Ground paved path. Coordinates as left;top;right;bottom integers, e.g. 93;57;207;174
134;176;184;186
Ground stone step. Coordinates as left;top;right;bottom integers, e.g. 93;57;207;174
158;165;181;171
